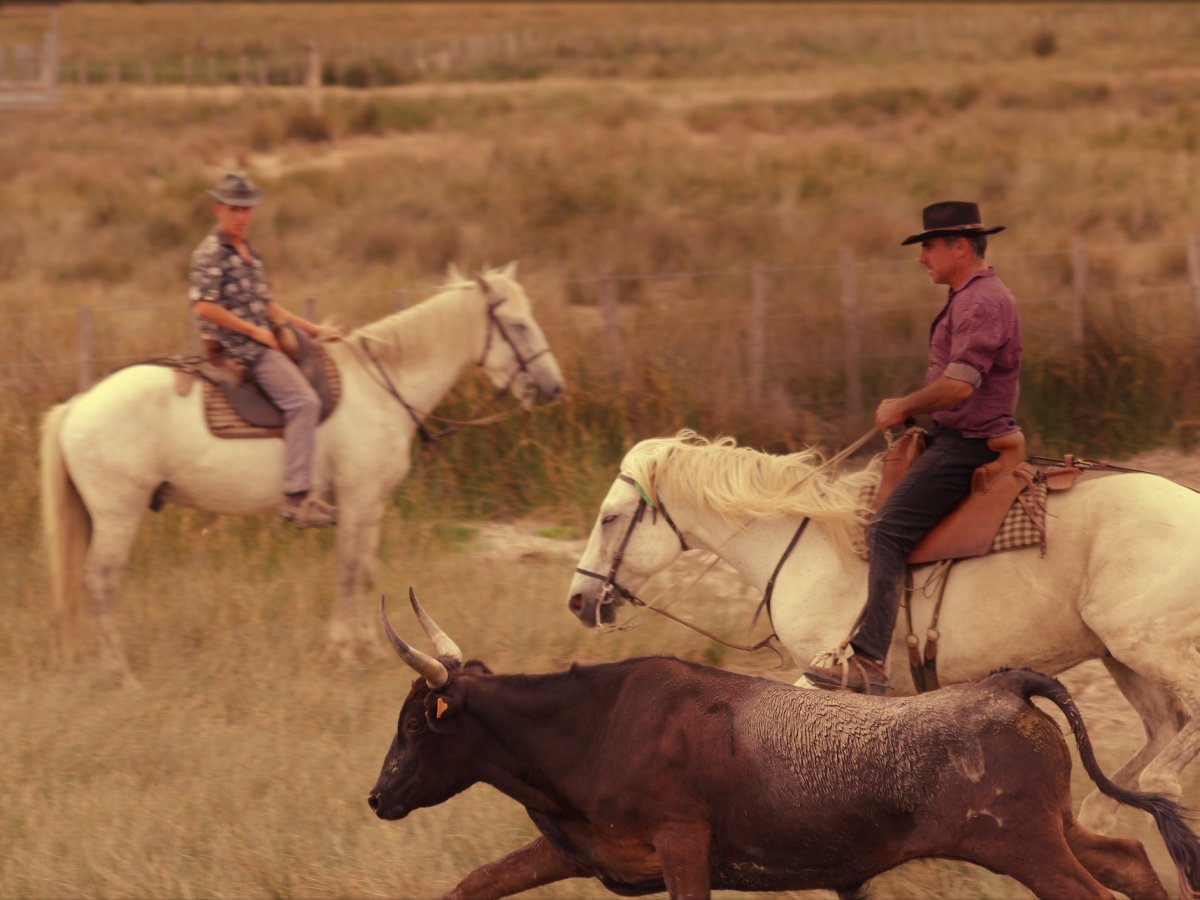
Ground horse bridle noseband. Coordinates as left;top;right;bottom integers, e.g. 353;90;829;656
573;473;690;616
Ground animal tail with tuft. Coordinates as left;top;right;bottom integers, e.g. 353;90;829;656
1003;667;1200;899
40;400;91;664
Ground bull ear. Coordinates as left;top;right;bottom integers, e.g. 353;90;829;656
424;683;464;729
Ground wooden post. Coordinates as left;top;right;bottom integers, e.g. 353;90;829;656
184;56;194;110
1072;237;1088;344
747;263;767;410
841;249;863;429
305;41;322;116
1188;234;1200;351
600;273;623;390
77;307;93;392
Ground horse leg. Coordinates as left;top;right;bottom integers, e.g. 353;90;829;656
1078;657;1189;833
83;512;145;686
965;827;1116;900
329;496;386;662
1063;814;1169;900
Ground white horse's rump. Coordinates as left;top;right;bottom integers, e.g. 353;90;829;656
42;264;565;681
566;430;1200;833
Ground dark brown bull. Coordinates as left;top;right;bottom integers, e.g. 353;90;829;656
368;592;1200;900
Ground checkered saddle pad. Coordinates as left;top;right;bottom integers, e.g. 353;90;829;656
854;471;1048;562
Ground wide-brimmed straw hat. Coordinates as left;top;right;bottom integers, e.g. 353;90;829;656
207;172;263;207
900;201;1005;246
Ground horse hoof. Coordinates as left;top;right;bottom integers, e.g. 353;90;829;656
1137;771;1183;799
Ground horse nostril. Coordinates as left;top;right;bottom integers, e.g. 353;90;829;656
368;793;380;811
568;594;583;612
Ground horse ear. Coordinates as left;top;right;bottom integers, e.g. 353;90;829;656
501;261;518;279
446;263;466;284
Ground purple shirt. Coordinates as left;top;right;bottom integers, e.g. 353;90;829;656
925;267;1022;438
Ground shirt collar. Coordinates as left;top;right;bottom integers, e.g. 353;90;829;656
948;266;996;300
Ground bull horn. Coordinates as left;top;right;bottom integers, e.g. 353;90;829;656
379;595;449;688
408;587;463;664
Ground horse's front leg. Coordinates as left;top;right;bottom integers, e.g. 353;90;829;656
329;496;386;662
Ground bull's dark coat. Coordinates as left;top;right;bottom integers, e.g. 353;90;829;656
370;621;1200;900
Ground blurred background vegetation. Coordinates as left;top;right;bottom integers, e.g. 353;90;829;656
4;4;1200;898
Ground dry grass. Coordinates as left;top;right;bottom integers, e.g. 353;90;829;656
5;3;1200;897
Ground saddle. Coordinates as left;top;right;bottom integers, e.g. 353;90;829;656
873;427;1053;564
176;323;341;439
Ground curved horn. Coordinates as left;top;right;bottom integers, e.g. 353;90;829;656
408;587;463;664
379;595;449;688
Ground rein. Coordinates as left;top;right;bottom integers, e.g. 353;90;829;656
353;282;551;442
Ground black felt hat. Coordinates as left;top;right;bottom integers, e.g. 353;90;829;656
900;201;1005;246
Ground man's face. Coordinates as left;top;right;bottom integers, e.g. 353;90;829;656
214;202;255;241
917;236;963;286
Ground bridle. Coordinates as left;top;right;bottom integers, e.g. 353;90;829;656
476;278;553;393
357;277;553;442
573;473;689;621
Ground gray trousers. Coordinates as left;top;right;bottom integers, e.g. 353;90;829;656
250;349;321;496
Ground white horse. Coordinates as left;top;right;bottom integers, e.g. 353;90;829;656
42;264;565;681
566;430;1200;834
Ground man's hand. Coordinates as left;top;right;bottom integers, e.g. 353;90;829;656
253;325;281;351
875;398;908;431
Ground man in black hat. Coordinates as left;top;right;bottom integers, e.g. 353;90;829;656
189;172;341;528
804;201;1023;694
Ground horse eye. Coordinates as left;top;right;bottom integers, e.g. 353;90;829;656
601;514;618;526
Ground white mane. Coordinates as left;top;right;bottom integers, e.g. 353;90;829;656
348;265;529;369
622;429;882;561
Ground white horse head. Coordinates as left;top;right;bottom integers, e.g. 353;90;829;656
568;430;876;626
454;262;564;409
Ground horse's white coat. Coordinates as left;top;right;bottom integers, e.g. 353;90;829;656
567;433;1200;832
42;265;565;678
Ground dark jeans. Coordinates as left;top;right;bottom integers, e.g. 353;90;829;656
850;428;998;663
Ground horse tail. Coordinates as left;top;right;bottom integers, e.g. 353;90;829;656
40;399;91;664
1001;667;1200;897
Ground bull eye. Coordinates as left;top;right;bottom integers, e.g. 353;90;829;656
405;716;423;734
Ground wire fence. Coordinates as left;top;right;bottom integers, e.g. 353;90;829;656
8;233;1200;444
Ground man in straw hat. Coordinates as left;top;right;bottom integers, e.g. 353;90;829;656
189;172;341;528
804;201;1023;694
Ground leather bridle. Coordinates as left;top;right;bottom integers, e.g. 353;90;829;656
573;473;689;622
358;279;553;442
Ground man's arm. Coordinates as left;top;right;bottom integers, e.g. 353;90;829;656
266;302;342;341
875;375;974;430
193;300;280;351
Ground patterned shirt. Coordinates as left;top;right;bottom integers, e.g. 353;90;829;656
188;229;271;364
925;267;1022;439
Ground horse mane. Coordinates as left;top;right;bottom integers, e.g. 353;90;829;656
347;266;527;369
622;429;882;562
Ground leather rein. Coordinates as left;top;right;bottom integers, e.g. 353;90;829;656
358;280;552;443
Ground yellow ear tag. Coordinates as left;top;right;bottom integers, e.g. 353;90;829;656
436;698;449;719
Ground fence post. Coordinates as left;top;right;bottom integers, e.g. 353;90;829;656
600;273;624;391
1072;236;1088;344
1188;234;1200;351
748;262;767;410
306;40;322;116
841;249;863;430
77;307;93;392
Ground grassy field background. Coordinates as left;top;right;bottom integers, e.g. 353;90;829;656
4;3;1200;898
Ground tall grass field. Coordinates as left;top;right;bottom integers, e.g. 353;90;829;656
4;3;1200;898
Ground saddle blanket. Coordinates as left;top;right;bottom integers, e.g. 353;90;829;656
854;477;1048;562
